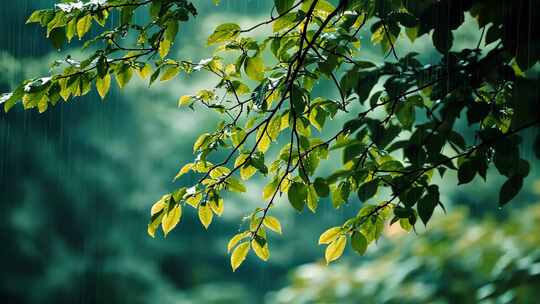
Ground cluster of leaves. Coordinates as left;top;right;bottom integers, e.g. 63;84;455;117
272;204;540;303
0;0;197;113
2;0;539;271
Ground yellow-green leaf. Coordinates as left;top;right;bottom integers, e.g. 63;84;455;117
151;198;167;216
262;179;278;201
210;197;224;216
251;240;270;261
159;39;172;58
208;23;241;46
325;235;346;264
227;178;246;193
235;154;257;180
227;231;250;253
96;74;111;99
318;226;342;244
307;184;319;213
161;204;182;237
198;203;213;229
147;222;158;238
147;213;163;238
273;12;296;32
37;95;48;113
66;19;76;42
115;65;133;89
178;95;193;107
230;241;250;271
160;65;180;81
244;55;265;81
185;193;202;208
76;15;92;39
137;63;152;79
263;216;282;234
174;163;193;181
193;133;211;152
26;10;44;24
256;126;271;153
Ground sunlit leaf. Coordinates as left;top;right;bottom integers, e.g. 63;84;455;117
251;240;270;261
96;74;111;99
263;216;282;234
161;204;182;237
231;241;250;271
227;231;250;253
208;23;240;45
198;203;213;229
325;235;346;264
318;226;341;244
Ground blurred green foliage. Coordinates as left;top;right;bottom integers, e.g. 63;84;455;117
272;198;540;304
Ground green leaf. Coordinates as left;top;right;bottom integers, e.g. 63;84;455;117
273;12;297;32
396;102;415;130
231;241;250;271
26;10;45;24
208;23;241;45
401;187;424;208
394;12;418;27
290;85;306;113
306;184;319;212
351;231;368;255
325;235;346;264
314;177;330;197
433;28;453;53
115;64;133;89
357;180;378;202
308;106;327;131
355;72;378;103
49;27;65;49
287;182;307;212
275;0;295;14
96;56;108;78
338;181;351;202
165;20;179;42
227;178;246;193
458;160;476;185
417;185;439;226
399;218;414;231
499;176;523;206
244;55;265;81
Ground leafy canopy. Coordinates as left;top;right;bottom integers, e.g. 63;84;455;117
2;0;539;271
